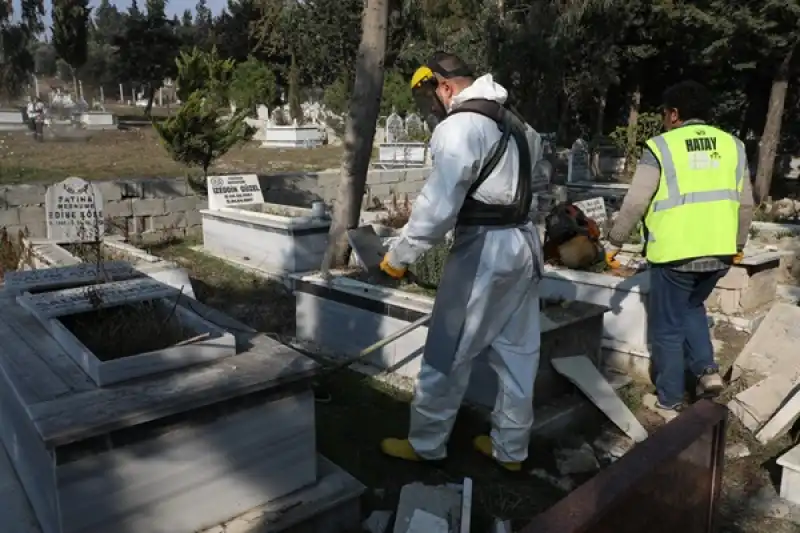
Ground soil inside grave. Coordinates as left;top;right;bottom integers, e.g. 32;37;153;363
237;204;307;218
343;267;598;322
59;300;195;361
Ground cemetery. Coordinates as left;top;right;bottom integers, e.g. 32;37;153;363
3;1;800;531
0;176;365;533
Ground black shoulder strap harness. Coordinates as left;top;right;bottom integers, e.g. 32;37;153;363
447;99;533;227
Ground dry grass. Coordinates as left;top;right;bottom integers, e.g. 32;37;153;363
0;127;345;184
0;227;31;280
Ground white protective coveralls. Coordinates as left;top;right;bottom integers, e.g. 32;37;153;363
386;74;544;463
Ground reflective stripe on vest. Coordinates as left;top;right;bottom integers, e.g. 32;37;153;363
648;134;746;212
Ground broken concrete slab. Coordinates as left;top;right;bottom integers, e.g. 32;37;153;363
363;511;393;533
393;483;462;533
725;443;752;460
731;303;800;383
728;373;800;433
551;355;648;442
778;444;800;506
405;510;449;533
555;442;600;475
592;428;635;462
756;390;800;445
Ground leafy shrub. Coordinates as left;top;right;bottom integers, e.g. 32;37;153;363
229;56;277;114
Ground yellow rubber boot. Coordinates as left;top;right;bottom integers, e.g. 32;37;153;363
473;435;522;472
380;438;423;462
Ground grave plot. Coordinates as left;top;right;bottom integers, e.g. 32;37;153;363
24;176;196;297
537;197;651;369
200;174;331;275
0;283;363;533
291;262;608;409
16;277;236;386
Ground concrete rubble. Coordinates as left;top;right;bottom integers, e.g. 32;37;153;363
727;304;800;445
393;480;471;533
363;511;393;533
529;468;575;492
592;428;635;463
551;356;648;442
555;442;600;475
725;443;751;460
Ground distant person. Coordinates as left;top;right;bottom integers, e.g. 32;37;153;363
605;81;754;421
33;98;46;141
26;99;36;132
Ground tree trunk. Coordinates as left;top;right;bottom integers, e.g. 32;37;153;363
622;81;641;177
321;0;390;272
754;45;795;204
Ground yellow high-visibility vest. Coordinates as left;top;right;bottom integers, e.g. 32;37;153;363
643;124;745;264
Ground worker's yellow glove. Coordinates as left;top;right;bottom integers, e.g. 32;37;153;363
604;248;621;269
733;251;744;265
379;254;407;279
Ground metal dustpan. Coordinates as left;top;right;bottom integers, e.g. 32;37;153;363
346;226;389;277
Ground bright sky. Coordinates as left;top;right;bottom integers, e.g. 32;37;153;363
10;0;226;26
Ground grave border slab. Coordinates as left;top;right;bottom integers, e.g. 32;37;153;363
16;281;236;386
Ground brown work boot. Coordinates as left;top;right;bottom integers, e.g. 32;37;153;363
696;368;724;399
643;394;684;423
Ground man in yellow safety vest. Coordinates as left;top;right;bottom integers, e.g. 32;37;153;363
605;81;754;422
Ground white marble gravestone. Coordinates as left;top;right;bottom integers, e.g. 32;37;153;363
405;113;424;140
207;174;263;210
45;177;105;242
385;112;405;143
573;196;608;226
567;139;591;183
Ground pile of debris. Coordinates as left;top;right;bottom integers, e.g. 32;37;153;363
727;303;800;504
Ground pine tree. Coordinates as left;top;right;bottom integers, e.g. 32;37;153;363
52;0;91;97
287;53;303;124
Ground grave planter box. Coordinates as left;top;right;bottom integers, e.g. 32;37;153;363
261;125;324;148
0;292;322;533
376;143;427;168
79;112;116;130
201;203;330;275
539;266;650;357
292;272;608;407
16;278;236;386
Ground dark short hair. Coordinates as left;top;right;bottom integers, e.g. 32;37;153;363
662;81;712;122
428;51;474;80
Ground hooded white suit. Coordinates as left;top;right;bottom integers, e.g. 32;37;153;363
386;75;544;463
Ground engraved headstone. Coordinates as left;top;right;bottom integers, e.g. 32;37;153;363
567;139;591;183
573;196;608;226
207;174;263;210
45;177;104;242
385;111;405;143
405;113;424;140
18;277;179;319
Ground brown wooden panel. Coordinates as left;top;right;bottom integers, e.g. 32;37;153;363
521;400;727;533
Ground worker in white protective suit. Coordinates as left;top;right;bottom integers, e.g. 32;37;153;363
378;51;544;472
